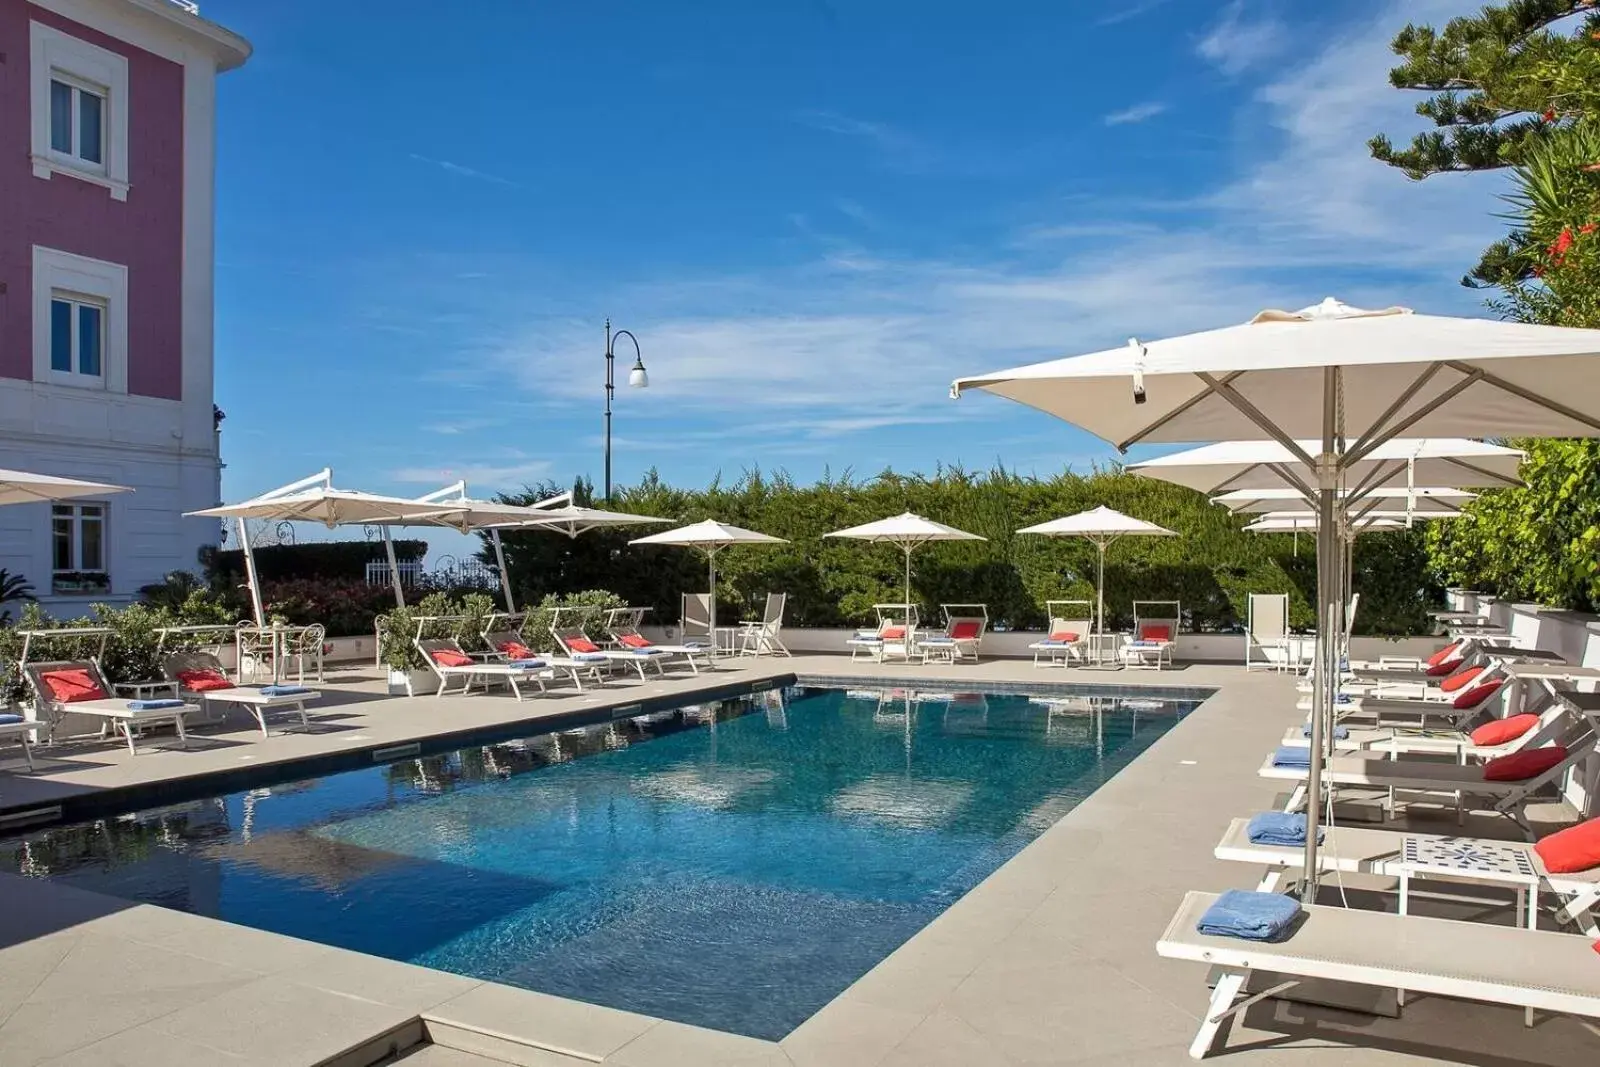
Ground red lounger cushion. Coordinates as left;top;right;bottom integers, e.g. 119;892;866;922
1438;665;1485;692
950;620;982;640
880;627;906;640
619;634;652;648
1049;630;1079;643
1469;711;1538;747
1426;642;1462;668
40;668;106;703
177;669;232;693
1141;624;1172;642
1534;817;1600;874
1452;678;1504;711
1483;745;1568;782
500;642;534;660
566;637;600;654
1427;657;1465;677
430;649;473;667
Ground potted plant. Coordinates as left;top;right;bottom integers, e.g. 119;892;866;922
378;606;435;696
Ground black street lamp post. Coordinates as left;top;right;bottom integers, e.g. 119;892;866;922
603;319;648;500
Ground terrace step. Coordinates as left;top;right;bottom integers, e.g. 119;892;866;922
422;1019;601;1067
396;1042;541;1065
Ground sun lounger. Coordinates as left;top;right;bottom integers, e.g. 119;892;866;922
604;608;714;672
1261;721;1595;828
1121;601;1179;669
1244;593;1291;672
1029;600;1093;666
1213;817;1600;934
0;714;34;770
916;603;987;664
1157;889;1600;1059
22;660;198;754
162;651;320;738
847;606;918;662
1280;701;1573;762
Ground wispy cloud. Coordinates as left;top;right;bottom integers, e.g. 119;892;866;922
1196;1;1286;76
407;153;522;189
1096;0;1171;27
834;198;878;228
792;110;936;171
1104;101;1168;126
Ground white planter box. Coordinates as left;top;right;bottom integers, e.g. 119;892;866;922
387;668;435;697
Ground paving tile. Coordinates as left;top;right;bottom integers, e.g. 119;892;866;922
36;1025;249;1066
876;1011;1016;1067
144;975;414;1066
288;943;482;1012
609;1020;790;1067
427;982;657;1060
781;999;924;1067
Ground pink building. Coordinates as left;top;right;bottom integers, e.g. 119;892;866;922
0;0;247;611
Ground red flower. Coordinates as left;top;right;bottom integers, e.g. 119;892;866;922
1581;222;1598;235
1555;228;1575;255
1543;108;1558;123
1532;265;1545;278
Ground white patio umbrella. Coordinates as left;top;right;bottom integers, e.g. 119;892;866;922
1016;506;1176;643
503;490;674;540
952;297;1600;901
0;469;132;506
629;520;789;645
823;513;986;625
189;470;464;625
402;483;619;612
1243;514;1406;534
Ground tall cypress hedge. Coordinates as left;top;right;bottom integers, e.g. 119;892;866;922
488;468;1442;635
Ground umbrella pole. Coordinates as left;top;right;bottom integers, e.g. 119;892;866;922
237;517;265;627
904;543;913;629
490;528;516;613
1303;369;1340;904
382;525;406;608
707;546;719;657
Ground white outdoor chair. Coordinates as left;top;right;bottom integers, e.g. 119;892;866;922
22;660;198;754
1245;593;1290;672
680;593;714;648
738;593;790;657
1028;600;1094;666
1121;600;1179;669
604;607;713;672
162;651;320;739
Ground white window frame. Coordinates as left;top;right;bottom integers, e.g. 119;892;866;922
49;291;107;380
32;246;128;393
52;502;111;594
30;21;130;201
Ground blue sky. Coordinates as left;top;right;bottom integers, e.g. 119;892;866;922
202;0;1513;555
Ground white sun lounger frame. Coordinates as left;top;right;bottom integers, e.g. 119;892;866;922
1158;890;1600;1059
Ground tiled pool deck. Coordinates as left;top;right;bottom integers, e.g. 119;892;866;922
0;655;1594;1065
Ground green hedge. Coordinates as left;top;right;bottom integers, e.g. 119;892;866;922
488;468;1443;635
206;540;428;584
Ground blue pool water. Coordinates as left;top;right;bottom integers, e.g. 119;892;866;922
1;684;1199;1039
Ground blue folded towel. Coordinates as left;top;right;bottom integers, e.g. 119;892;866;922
0;713;24;725
1301;724;1349;740
260;685;312;696
1246;811;1324;847
682;642;709;650
1196;889;1301;941
508;659;547;670
572;652;608;662
126;699;185;711
1271;745;1311;768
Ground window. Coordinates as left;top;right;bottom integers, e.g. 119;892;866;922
32;247;127;392
52;503;110;594
49;294;105;379
29;22;129;199
49;75;105;168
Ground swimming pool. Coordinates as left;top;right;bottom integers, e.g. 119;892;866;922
1;683;1201;1039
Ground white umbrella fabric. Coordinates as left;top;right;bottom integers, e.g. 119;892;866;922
1129;438;1524;497
952;297;1600;901
629;520;789;645
1017;506;1175;647
189;470;463;624
0;469;132;506
1244;514;1406;533
823;513;986;625
499;490;674;540
1213;486;1476;517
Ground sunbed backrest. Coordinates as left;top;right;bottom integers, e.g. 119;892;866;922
22;659;112;708
162;651;227;681
763;593;786;626
1248;593;1288;643
681;594;712;639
